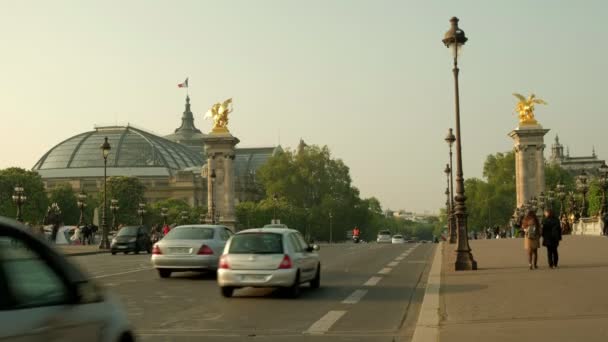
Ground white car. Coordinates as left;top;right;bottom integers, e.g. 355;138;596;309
392;234;405;244
377;230;392;243
0;217;135;342
217;227;320;298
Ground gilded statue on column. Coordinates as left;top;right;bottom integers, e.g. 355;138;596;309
513;93;547;126
205;98;233;133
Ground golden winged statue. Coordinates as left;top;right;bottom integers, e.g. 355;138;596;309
205;98;233;133
513;93;547;125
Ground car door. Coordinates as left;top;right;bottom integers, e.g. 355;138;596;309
294;232;318;281
0;232;105;342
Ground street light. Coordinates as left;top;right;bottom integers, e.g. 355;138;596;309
99;136;111;249
199;213;206;224
77;192;87;226
161;207;168;225
546;190;555;211
210;169;217;224
445;128;456;244
329;211;333;244
538;192;546;212
442;16;476;270
577;170;589;218
180;210;189;224
110;199;119;231
598;162;608;216
137;202;147;226
273;193;279;223
443;163;453;242
12;185;27;222
556;182;566;217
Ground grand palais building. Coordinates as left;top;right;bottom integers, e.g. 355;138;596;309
32;96;280;207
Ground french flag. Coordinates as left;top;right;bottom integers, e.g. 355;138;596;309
178;78;188;88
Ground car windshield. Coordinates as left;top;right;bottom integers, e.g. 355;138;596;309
393;235;403;239
379;230;391;235
229;233;283;254
117;226;139;236
165;227;215;240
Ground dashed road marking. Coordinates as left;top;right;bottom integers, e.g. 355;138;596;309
364;276;382;286
92;267;153;279
388;261;399;267
304;310;347;335
341;289;368;304
378;267;392;275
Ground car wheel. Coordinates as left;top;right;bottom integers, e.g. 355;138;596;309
134;245;140;254
111;251;116;255
119;332;135;342
158;269;172;278
286;271;301;298
221;287;234;298
310;264;321;289
123;251;129;255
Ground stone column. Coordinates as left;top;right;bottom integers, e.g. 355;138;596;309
509;125;549;209
223;154;236;223
206;155;215;222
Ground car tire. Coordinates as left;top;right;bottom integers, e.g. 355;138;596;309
123;251;129;255
119;332;135;342
158;269;172;278
286;271;301;298
221;287;234;298
310;264;321;289
111;251;116;255
134;245;140;254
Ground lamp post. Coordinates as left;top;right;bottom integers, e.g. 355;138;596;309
537;192;546;213
273;193;279;224
546;190;555;212
329;211;333;244
556;183;566;217
160;207;168;226
444;163;453;240
199;213;206;224
180;211;189;224
210;169;217;224
12;185;27;222
445;128;456;244
137;203;146;226
110;199;119;231
577;170;589;218
598;162;608;216
76;192;87;226
442;17;476;270
99;137;111;249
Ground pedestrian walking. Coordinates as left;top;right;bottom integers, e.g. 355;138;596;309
542;209;562;269
162;224;171;236
522;210;542;270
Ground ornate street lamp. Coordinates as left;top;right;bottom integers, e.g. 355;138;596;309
443;163;454;242
546;190;555;211
442;17;476;270
537;192;546;212
12;185;27;222
530;196;538;213
576;170;589;218
199;213;206;224
137;202;147;226
598;162;608;216
272;193;279;223
160;207;169;225
99;137;111;249
77;192;87;226
210;169;217;224
445;128;457;244
329;211;333;244
556;182;566;217
180;210;189;224
110;199;119;231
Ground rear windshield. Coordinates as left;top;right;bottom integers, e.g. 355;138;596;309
393;235;403;238
229;233;283;254
117;226;139;236
378;230;391;235
165;227;215;240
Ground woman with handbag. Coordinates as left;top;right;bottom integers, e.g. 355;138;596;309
542;208;562;268
522;210;542;270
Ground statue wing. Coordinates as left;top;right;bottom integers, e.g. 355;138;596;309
533;98;548;105
204;108;214;119
513;93;526;102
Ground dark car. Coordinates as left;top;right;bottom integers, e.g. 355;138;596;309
111;225;151;255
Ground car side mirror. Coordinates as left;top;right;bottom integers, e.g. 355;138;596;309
312;244;320;251
74;281;103;304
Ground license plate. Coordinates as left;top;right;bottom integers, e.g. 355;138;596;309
170;247;190;254
242;275;266;281
117;245;127;249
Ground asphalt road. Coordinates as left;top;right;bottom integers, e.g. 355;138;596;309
71;242;435;342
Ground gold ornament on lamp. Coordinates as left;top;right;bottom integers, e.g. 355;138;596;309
513;93;547;126
205;98;233;133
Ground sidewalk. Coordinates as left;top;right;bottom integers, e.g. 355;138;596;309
57;244;109;256
439;236;608;341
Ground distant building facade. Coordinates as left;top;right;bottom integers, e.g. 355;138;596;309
33;96;280;206
549;135;605;175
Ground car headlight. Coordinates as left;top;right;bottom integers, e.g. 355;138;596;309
111;238;117;244
128;238;137;243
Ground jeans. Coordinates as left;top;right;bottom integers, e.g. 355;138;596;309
546;244;559;267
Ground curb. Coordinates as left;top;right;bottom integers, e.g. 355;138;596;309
411;242;443;342
63;250;110;257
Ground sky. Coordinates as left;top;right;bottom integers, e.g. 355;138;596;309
1;0;607;213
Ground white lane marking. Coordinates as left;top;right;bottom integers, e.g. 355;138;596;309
341;289;368;304
364;276;382;286
92;267;153;279
395;257;405;261
388;261;399;267
304;310;347;335
378;267;392;275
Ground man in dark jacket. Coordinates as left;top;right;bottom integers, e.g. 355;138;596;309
542;209;562;268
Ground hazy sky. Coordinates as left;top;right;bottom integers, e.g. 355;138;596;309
1;0;606;213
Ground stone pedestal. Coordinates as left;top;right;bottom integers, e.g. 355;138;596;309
202;132;240;231
509;124;550;208
572;217;604;236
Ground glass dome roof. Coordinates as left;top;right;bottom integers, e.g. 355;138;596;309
33;126;204;175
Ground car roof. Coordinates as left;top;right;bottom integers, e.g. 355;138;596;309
173;224;226;229
237;227;299;235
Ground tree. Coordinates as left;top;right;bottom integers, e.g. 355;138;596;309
48;184;79;225
0;167;48;223
148;199;206;226
100;176;145;226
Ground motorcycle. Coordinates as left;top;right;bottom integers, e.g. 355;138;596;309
353;235;360;244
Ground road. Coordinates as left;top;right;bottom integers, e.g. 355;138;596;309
71;243;435;342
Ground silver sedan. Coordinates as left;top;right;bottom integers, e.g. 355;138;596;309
151;225;233;278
